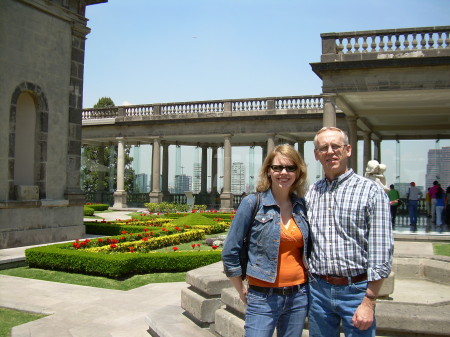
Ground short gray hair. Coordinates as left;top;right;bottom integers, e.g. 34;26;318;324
313;127;349;148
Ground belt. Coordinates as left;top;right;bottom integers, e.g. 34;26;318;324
249;283;305;295
315;272;367;286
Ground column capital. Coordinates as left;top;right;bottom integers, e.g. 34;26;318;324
322;93;337;103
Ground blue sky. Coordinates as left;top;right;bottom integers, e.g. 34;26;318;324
83;0;450;190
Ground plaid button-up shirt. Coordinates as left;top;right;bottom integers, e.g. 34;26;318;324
305;169;393;281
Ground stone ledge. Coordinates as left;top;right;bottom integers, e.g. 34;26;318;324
376;301;450;336
393;257;450;284
181;287;222;324
185;262;230;296
145;303;215;337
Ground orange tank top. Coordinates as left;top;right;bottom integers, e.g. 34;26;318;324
247;217;307;287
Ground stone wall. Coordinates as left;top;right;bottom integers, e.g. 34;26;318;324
0;0;105;248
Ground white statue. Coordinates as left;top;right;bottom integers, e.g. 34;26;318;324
365;160;390;192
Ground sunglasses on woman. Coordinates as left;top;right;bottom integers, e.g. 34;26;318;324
270;165;297;172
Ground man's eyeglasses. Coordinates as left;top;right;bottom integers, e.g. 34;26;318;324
270;165;297;172
317;144;347;153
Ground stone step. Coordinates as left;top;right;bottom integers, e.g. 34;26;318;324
145;304;216;337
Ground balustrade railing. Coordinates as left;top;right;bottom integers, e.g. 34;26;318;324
82;107;119;120
82;95;324;121
276;96;323;110
124;104;154;118
321;26;450;61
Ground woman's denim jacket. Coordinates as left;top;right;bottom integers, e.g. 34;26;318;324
222;189;309;283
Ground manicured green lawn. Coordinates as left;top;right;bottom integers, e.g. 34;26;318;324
0;267;186;291
0;307;46;337
433;243;450;257
0;264;187;336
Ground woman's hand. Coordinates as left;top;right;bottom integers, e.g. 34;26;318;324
229;276;248;304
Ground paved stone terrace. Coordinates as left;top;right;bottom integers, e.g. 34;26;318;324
0;211;449;336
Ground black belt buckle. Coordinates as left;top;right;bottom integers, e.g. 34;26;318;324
282;285;297;295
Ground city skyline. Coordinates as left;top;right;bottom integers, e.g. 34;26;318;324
130;140;450;193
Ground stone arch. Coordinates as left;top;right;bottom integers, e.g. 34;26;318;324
9;82;48;200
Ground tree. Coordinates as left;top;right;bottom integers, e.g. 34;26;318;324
81;98;135;197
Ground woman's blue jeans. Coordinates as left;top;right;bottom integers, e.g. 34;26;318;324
308;277;376;337
244;284;308;337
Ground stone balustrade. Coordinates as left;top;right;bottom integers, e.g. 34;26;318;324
321;26;450;62
81;95;324;120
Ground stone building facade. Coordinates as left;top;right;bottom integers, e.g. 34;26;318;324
0;0;106;248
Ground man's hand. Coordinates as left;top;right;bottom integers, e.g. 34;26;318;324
352;296;376;330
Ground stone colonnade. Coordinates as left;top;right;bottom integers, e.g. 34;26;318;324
110;98;376;210
111;134;308;211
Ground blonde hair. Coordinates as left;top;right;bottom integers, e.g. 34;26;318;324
256;144;308;196
313;127;349;148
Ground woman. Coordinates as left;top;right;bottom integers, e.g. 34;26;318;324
222;144;309;337
435;185;445;233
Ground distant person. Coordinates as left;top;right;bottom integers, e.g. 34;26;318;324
222;144;310;337
407;182;423;232
429;180;440;223
425;188;431;217
446;185;450;228
387;184;400;228
435;184;445;233
306;127;393;337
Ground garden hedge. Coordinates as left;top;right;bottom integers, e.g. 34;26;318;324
84;206;95;216
85;203;109;211
25;243;222;278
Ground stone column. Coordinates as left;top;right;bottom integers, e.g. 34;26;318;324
201;146;208;194
113;137;127;209
161;142;169;198
323;94;337;127
96;145;105;203
373;140;381;162
220;135;233;211
210;146;218;208
149;138;163;203
346;116;358;172
297;140;305;159
267;134;276;154
262;145;267;162
363;131;372;170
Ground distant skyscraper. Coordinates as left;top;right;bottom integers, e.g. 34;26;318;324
134;173;148;192
426;147;450;189
174;174;192;193
441;147;450;189
231;162;246;194
192;162;201;193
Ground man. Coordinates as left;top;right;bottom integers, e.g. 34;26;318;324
305;127;393;337
387;184;400;228
407;181;423;232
